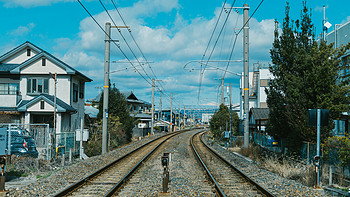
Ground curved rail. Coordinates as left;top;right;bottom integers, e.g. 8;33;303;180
199;132;275;197
54;130;188;197
191;131;276;197
191;131;226;197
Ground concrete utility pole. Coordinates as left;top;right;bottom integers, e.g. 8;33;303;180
184;106;186;127
151;78;155;134
159;90;162;121
170;93;173;131
243;4;250;148
221;77;224;105
229;83;232;132
102;22;111;154
323;5;326;41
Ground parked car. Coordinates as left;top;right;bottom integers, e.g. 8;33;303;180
267;135;278;146
2;126;39;158
10;136;38;158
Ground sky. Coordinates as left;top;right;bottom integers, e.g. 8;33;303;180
0;0;349;110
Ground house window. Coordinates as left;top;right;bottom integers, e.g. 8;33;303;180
0;83;19;95
40;101;45;109
73;83;78;102
79;81;84;99
27;49;31;56
42;58;46;66
27;78;49;94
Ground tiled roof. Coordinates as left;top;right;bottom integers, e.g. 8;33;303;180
17;94;76;112
0;64;19;72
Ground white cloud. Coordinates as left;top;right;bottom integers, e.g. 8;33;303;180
341;16;350;25
56;0;275;106
0;0;73;8
11;23;35;36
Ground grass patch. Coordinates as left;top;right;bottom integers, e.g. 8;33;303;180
36;172;52;179
6;170;29;177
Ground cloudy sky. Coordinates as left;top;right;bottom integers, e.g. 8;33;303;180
0;0;348;110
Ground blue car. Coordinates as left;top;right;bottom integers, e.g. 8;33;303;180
267;135;278;146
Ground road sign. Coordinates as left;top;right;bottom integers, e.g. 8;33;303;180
308;109;329;126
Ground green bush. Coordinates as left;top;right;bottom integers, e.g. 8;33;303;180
323;135;350;167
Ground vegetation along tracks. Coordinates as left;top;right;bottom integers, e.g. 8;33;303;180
54;130;187;197
191;131;275;197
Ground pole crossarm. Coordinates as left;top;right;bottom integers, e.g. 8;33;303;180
183;60;243;76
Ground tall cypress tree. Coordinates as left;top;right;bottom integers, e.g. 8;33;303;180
266;1;350;153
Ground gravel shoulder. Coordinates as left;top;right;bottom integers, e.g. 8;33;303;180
6;132;168;196
201;132;329;197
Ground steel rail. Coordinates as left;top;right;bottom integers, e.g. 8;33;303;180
54;129;189;197
191;131;226;197
199;131;276;197
103;130;185;196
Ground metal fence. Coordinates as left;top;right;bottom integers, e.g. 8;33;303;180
54;131;79;158
0;123;51;160
0;124;82;161
251;131;350;169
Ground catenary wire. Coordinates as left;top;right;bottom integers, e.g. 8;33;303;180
77;0;152;86
109;0;177;106
198;0;237;103
197;0;228;103
222;0;264;79
98;0;153;84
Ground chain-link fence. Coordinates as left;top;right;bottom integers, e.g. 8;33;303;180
0;124;83;161
54;131;79;158
0;123;51;160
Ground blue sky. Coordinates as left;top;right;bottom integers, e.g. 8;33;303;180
0;0;349;110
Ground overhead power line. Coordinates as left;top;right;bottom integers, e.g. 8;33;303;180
198;0;237;102
77;0;153;86
222;0;264;79
98;0;153;85
107;0;177;106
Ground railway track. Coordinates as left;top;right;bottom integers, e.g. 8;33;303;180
54;130;186;197
191;131;275;197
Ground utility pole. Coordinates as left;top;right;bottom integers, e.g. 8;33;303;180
221;77;224;105
102;22;111;154
170;93;173;132
243;4;250;148
151;78;155;135
184;106;186;127
159;90;162;121
323;5;326;41
229;83;232;132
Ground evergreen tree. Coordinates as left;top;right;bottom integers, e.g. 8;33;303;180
97;83;136;144
266;1;350;152
209;104;230;137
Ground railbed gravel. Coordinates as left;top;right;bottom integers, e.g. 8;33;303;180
117;129;215;196
7;132;168;197
201;132;329;197
7;130;331;196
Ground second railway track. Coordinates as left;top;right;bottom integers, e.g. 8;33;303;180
191;131;275;197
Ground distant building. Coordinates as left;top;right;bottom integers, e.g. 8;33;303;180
87;91;152;137
202;113;213;125
239;62;274;119
326;21;350;135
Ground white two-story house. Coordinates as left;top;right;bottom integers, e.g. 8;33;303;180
0;41;92;133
